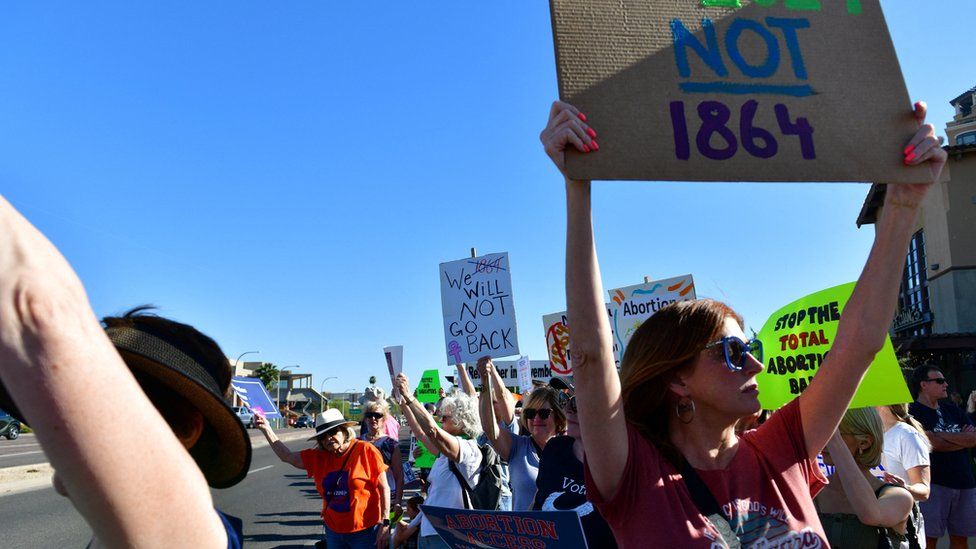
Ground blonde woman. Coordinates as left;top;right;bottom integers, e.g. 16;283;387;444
817;408;914;547
877;404;931;502
361;399;405;518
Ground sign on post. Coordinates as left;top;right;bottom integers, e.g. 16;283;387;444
756;282;912;410
608;275;697;364
516;355;533;395
440;252;520;365
230;377;282;419
384;345;403;400
543;305;621;374
548;0;929;184
416;369;443;404
420;505;588;549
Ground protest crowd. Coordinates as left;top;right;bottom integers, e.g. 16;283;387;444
1;6;976;549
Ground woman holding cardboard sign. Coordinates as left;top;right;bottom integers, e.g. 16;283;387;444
541;99;946;547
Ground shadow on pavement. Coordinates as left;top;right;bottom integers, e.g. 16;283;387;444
255;511;320;518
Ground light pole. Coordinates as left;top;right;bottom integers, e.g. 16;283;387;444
276;364;300;428
232;351;259;407
319;376;337;414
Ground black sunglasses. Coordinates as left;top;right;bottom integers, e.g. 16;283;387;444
923;377;947;385
364;412;384;420
523;408;553;420
557;392;577;413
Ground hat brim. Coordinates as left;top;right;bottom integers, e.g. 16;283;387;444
308;420;359;441
122;352;251;489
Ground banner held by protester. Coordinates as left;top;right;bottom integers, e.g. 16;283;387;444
756;281;911;409
440;252;520;365
230;377;282;419
420;505;588;549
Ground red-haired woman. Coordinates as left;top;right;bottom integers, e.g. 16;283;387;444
540;99;945;547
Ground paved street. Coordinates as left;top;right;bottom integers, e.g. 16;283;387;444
0;433;46;469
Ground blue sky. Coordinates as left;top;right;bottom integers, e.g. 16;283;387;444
1;1;971;395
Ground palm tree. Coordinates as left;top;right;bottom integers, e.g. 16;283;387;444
252;363;280;393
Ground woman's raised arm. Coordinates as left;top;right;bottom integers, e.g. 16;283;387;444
256;414;305;469
395;373;462;461
542;101;628;499
798;102;947;458
0;196;227;548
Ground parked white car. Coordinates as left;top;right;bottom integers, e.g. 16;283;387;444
232;406;255;428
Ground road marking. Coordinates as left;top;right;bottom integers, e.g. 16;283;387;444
0;451;43;459
249;465;274;473
0;444;41;449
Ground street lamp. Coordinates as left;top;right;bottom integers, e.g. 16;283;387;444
319;376;338;414
231;351;259;407
277;364;300;428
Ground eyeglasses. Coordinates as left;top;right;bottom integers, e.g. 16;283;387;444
923;377;947;385
557;392;577;413
523;408;553;420
439;414;453;422
704;336;763;372
364;412;384;420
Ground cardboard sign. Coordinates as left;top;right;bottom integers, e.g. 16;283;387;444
608;275;697;364
440;252;520;365
515;356;533;395
756;282;911;410
384;345;403;400
420;505;588;549
463;360;555;392
548;0;929;184
416;369;443;404
543;305;620;374
230;377;282;419
413;437;438;469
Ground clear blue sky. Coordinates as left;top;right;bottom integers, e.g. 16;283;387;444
1;1;971;395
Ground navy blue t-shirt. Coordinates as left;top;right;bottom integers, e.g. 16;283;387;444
909;401;975;490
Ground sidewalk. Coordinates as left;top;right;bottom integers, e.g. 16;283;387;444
0;428;313;497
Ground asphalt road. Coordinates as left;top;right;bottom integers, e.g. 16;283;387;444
0;435;329;548
0;433;47;468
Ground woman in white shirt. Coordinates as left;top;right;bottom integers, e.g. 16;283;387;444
877;403;931;544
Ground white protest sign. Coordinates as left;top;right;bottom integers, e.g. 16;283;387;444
515;355;533;395
440;252;519;365
542;304;620;375
609;274;696;364
463;359;553;392
383;345;403;400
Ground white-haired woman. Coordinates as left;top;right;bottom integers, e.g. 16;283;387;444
394;373;483;549
817;407;914;547
361;399;405;518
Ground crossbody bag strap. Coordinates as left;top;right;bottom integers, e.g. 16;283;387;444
448;458;474;509
680;459;742;549
324;441;358;507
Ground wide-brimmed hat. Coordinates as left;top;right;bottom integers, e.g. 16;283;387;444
309;409;359;441
0;324;252;489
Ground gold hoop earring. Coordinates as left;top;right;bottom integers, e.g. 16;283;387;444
676;397;696;424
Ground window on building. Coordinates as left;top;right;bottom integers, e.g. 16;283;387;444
957;131;976;146
895;230;931;336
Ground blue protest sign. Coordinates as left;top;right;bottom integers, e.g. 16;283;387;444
420;505;588;549
230;377;281;419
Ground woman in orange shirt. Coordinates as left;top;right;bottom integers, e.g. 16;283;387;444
258;408;391;549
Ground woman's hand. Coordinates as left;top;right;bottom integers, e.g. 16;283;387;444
476;356;493;382
888;101;947;208
254;413;272;435
540;101;597;178
394;373;411;405
375;523;390;549
882;471;906;488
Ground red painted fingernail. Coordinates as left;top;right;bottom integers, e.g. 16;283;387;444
582;144;590;153
904;145;915;155
586;128;597;138
905;152;916;162
577;113;587;122
590;140;599;150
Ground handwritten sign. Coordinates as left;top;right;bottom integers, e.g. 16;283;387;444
416;369;443;404
384;345;403;400
440;252;520;365
549;0;928;184
608;275;697;364
756;282;911;409
420;505;588;549
542;305;620;374
463;360;554;393
230;377;282;419
515;356;533;395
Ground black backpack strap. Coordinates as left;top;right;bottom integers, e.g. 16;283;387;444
680;459;742;548
448;458;474;509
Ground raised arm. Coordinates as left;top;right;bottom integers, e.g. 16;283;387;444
798;102;947;458
541;101;627;499
823;431;913;527
400;394;438;457
482;358;516;424
455;362;477;397
395;373;462;461
478;357;515;459
0;197;227;547
255;414;305;469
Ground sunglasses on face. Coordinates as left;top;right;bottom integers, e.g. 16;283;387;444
364;412;384;420
704;336;763;372
523;408;553;421
924;377;947;385
557;392;577;413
